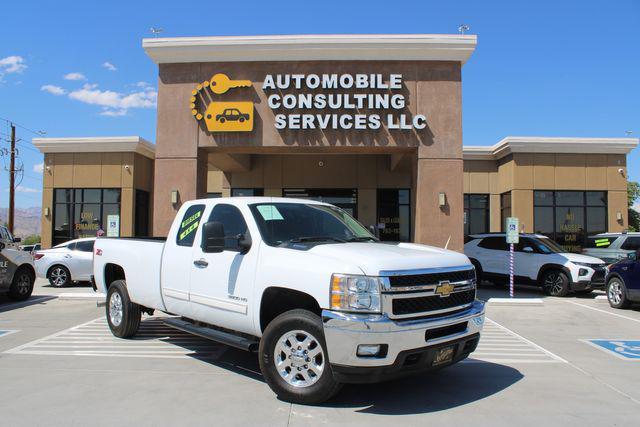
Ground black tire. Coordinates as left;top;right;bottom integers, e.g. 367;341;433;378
106;280;141;338
470;259;484;283
259;309;342;404
542;269;570;297
606;277;630;309
8;267;34;301
219;117;226;123
239;117;245;122
48;265;71;287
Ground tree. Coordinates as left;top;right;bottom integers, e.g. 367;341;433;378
22;235;41;245
629;181;640;232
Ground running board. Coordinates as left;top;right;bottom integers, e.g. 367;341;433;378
163;318;259;352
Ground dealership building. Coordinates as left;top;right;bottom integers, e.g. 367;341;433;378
33;34;638;251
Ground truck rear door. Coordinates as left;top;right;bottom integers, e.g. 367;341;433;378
188;203;258;335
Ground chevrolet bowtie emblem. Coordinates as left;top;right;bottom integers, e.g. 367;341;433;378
435;281;454;298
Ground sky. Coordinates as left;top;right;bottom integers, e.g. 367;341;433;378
0;0;638;209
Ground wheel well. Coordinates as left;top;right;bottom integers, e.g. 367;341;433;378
104;263;126;289
606;273;623;285
260;287;321;333
537;264;571;283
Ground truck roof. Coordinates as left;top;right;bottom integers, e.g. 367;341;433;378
188;196;333;207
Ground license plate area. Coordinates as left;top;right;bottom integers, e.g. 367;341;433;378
432;345;455;366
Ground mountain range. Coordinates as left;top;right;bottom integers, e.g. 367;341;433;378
0;207;41;237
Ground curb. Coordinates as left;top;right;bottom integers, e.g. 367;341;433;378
594;295;608;304
487;298;544;306
57;293;106;301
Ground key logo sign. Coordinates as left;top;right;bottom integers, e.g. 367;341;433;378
191;73;254;132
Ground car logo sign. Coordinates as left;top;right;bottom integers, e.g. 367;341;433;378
435;281;454;298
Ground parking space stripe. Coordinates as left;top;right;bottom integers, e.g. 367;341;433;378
565;301;640;324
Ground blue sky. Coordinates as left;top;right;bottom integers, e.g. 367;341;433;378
1;0;638;209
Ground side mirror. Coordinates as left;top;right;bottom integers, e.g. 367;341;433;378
201;221;225;253
523;246;534;253
13;237;21;243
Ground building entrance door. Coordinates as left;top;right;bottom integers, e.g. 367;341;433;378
283;189;358;218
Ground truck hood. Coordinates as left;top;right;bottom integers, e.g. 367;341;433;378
307;242;471;276
561;252;606;265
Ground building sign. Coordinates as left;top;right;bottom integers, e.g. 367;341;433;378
506;217;519;244
191;73;427;132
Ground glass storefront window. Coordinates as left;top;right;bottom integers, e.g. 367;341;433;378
500;192;512;231
231;188;264;197
377;189;410;242
534;190;607;253
464;194;489;236
53;188;121;246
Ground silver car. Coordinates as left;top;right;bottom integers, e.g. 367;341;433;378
582;232;640;264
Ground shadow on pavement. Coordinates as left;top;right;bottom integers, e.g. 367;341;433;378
323;361;523;414
0;295;57;313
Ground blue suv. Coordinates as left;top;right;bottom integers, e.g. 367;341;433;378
605;249;640;309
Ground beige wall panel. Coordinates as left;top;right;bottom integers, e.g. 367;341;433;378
513;153;534;189
512;189;533;232
231;155;264;188
414;158;463;251
489;194;501;232
41;188;53;248
101;152;123;188
555;154;586;190
207;169;224;193
607;190;627;232
496;157;513;194
72;153;102;187
133;154;153;191
53;153;73;187
263;155;283;189
468;171;490;194
120;188;134;237
43;154;54;188
585;154;607;190
376;156;412;187
357;156;378;189
533;153;555;190
606;155;627;191
264;188;282;197
120;153;134;189
358;189;377;229
462;172;470;193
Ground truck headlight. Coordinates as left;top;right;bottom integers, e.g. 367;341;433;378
330;274;382;313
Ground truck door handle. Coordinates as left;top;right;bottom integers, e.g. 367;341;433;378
193;259;208;268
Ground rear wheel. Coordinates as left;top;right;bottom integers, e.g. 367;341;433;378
106;280;141;338
259;309;341;404
48;265;71;287
606;277;630;309
542;269;570;297
8;268;34;301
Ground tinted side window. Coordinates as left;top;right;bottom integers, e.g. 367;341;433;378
67;242;77;251
75;240;95;252
621;237;640;251
209;204;249;250
515;238;536;252
0;227;8;242
176;204;206;247
478;237;509;251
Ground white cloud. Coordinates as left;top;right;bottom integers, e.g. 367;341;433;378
102;61;117;71
33;162;44;173
135;81;151;88
634;202;640;213
41;84;66;95
68;83;157;116
63;72;87;81
16;185;40;194
0;56;27;74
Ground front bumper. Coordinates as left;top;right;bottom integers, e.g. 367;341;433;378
322;300;485;382
573;266;607;290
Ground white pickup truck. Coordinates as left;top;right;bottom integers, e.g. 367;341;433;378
94;197;485;403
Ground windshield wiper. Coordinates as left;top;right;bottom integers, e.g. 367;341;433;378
345;236;378;242
280;236;346;246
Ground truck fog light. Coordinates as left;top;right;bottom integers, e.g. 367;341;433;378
579;268;588;276
357;344;382;357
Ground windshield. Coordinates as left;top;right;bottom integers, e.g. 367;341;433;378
532;237;565;254
249;202;376;247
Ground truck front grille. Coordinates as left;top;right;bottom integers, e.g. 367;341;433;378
388;269;475;289
392;289;476;316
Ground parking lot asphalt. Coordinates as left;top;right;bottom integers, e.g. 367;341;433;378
0;279;639;426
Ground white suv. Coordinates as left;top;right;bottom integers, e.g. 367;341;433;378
465;233;606;296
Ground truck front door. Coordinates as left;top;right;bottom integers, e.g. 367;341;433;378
189;203;258;335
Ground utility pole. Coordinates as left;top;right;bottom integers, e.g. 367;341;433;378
8;123;16;234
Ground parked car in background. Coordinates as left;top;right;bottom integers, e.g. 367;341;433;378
605;250;640;309
582;232;640;264
34;238;95;287
0;225;36;301
20;243;41;253
465;233;607;297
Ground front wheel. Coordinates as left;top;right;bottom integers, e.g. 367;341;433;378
8;268;34;301
542;269;570;297
606;277;630;309
106;280;141;338
259;309;342;404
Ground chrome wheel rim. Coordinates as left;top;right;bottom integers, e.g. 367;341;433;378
109;293;123;327
545;273;563;295
50;268;67;287
274;330;325;388
608;281;623;305
16;274;31;295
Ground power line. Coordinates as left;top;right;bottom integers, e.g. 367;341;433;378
0;117;46;137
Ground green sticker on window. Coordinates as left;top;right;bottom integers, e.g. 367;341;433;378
177;205;205;247
257;205;284;221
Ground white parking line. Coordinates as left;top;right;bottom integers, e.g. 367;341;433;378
565;301;640;324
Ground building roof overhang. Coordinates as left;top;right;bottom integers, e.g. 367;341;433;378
463;137;639;161
32;136;155;159
142;34;477;64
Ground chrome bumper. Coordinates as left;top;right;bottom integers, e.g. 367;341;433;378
322;300;485;368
